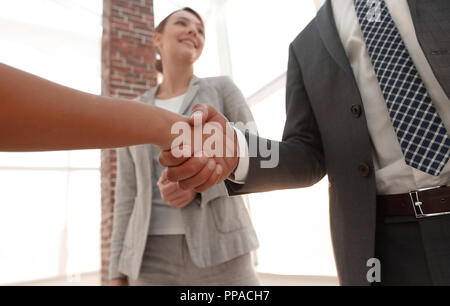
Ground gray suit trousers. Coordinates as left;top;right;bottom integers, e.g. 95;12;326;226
130;235;260;286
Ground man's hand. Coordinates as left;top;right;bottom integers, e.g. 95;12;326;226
157;169;197;208
158;104;239;192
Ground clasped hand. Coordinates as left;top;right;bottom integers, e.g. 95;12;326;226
157;169;197;208
158;104;239;192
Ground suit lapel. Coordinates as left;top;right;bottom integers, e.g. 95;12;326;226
137;86;158;166
316;0;354;77
178;76;200;116
407;0;417;13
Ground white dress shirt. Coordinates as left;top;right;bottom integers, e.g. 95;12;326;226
233;0;450;194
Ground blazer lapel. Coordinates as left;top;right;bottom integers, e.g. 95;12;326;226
178;76;201;116
136;86;157;160
316;0;354;77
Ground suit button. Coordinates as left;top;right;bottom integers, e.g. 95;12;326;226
358;163;370;177
351;104;362;118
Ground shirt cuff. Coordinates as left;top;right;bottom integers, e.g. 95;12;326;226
229;127;249;184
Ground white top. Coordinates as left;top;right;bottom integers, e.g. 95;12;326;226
155;94;186;113
148;93;187;235
233;0;450;195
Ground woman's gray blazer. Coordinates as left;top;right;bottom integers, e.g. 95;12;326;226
109;76;259;280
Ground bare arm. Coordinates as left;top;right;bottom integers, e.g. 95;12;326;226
0;63;185;151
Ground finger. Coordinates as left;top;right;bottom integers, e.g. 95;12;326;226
166;197;184;206
159;182;180;199
163;184;192;202
189;104;208;126
167;192;190;207
178;159;217;190
166;153;209;182
175;199;191;208
193;164;223;193
170;197;190;208
158;147;191;167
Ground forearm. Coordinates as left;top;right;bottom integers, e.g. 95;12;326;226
0;63;185;151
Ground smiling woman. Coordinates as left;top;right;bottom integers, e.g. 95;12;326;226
153;8;205;79
108;7;261;287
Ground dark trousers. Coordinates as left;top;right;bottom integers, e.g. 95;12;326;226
374;214;450;285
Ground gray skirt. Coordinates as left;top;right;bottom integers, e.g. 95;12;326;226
130;235;260;286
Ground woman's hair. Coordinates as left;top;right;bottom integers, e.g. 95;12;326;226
154;7;204;74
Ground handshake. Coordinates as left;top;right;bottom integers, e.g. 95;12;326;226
158;104;241;193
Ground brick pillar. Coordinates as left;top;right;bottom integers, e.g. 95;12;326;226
100;0;157;285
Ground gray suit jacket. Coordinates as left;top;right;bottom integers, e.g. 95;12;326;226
226;0;450;285
109;76;259;280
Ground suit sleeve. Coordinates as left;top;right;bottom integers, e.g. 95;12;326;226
108;146;137;280
225;43;326;195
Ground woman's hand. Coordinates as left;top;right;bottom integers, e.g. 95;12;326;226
109;278;129;286
158;169;197;208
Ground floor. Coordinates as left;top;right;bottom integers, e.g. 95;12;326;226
8;271;339;286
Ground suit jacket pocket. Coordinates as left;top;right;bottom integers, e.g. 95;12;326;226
210;196;250;233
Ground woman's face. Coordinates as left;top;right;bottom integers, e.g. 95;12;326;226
154;11;205;66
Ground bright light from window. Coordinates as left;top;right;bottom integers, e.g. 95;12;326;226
249;88;335;276
0;0;102;284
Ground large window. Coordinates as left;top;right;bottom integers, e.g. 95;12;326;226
154;0;337;276
0;0;336;284
0;0;102;284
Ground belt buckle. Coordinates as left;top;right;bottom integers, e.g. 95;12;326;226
409;185;450;218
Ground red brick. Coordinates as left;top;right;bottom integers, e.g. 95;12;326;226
102;0;156;284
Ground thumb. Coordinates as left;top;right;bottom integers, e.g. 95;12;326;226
189;104;215;126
